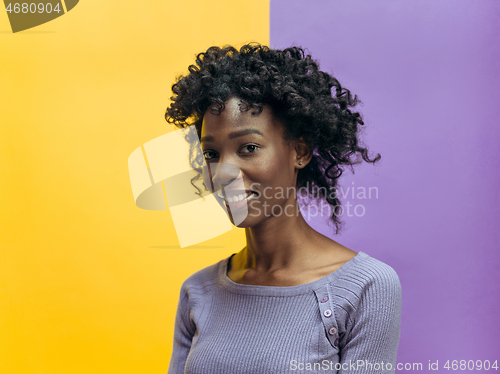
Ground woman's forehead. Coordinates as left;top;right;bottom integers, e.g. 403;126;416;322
201;99;280;135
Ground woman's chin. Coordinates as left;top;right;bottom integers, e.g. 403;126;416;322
226;206;251;227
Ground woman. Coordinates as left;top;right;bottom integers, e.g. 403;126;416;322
165;43;401;374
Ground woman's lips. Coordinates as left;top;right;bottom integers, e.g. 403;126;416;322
223;191;259;210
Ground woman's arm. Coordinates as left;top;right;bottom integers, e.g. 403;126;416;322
338;265;402;374
167;285;195;374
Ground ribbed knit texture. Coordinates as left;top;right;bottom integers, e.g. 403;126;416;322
167;252;402;374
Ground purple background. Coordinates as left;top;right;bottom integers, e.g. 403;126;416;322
271;0;500;371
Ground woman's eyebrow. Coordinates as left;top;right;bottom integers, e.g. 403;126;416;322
201;128;264;143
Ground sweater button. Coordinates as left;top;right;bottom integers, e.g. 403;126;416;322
328;327;337;335
324;309;332;318
320;296;329;303
334;338;339;347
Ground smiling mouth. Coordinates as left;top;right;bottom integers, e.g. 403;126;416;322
216;190;259;208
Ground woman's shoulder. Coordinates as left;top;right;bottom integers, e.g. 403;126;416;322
322;252;402;325
348;252;400;284
179;255;229;296
326;251;401;302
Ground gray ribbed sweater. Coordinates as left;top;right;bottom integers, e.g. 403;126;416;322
167;251;402;374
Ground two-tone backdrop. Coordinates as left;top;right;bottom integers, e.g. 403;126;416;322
1;1;498;373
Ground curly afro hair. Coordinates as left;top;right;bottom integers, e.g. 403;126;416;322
165;43;380;234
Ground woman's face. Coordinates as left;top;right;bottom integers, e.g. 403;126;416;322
200;97;301;227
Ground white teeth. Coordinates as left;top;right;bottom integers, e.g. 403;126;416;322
247;192;258;200
227;192;255;203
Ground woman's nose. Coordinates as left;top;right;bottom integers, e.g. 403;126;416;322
213;161;242;188
205;162;242;192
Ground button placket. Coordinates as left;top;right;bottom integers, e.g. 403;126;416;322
314;284;339;350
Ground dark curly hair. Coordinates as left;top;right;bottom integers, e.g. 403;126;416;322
165;43;380;234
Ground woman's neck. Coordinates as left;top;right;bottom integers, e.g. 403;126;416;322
241;210;315;272
227;211;355;286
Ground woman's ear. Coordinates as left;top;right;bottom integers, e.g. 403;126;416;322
294;136;313;168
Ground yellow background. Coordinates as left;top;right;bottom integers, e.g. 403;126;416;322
0;1;269;373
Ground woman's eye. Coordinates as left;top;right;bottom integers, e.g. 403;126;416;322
241;144;259;154
203;151;217;160
203;145;258;160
